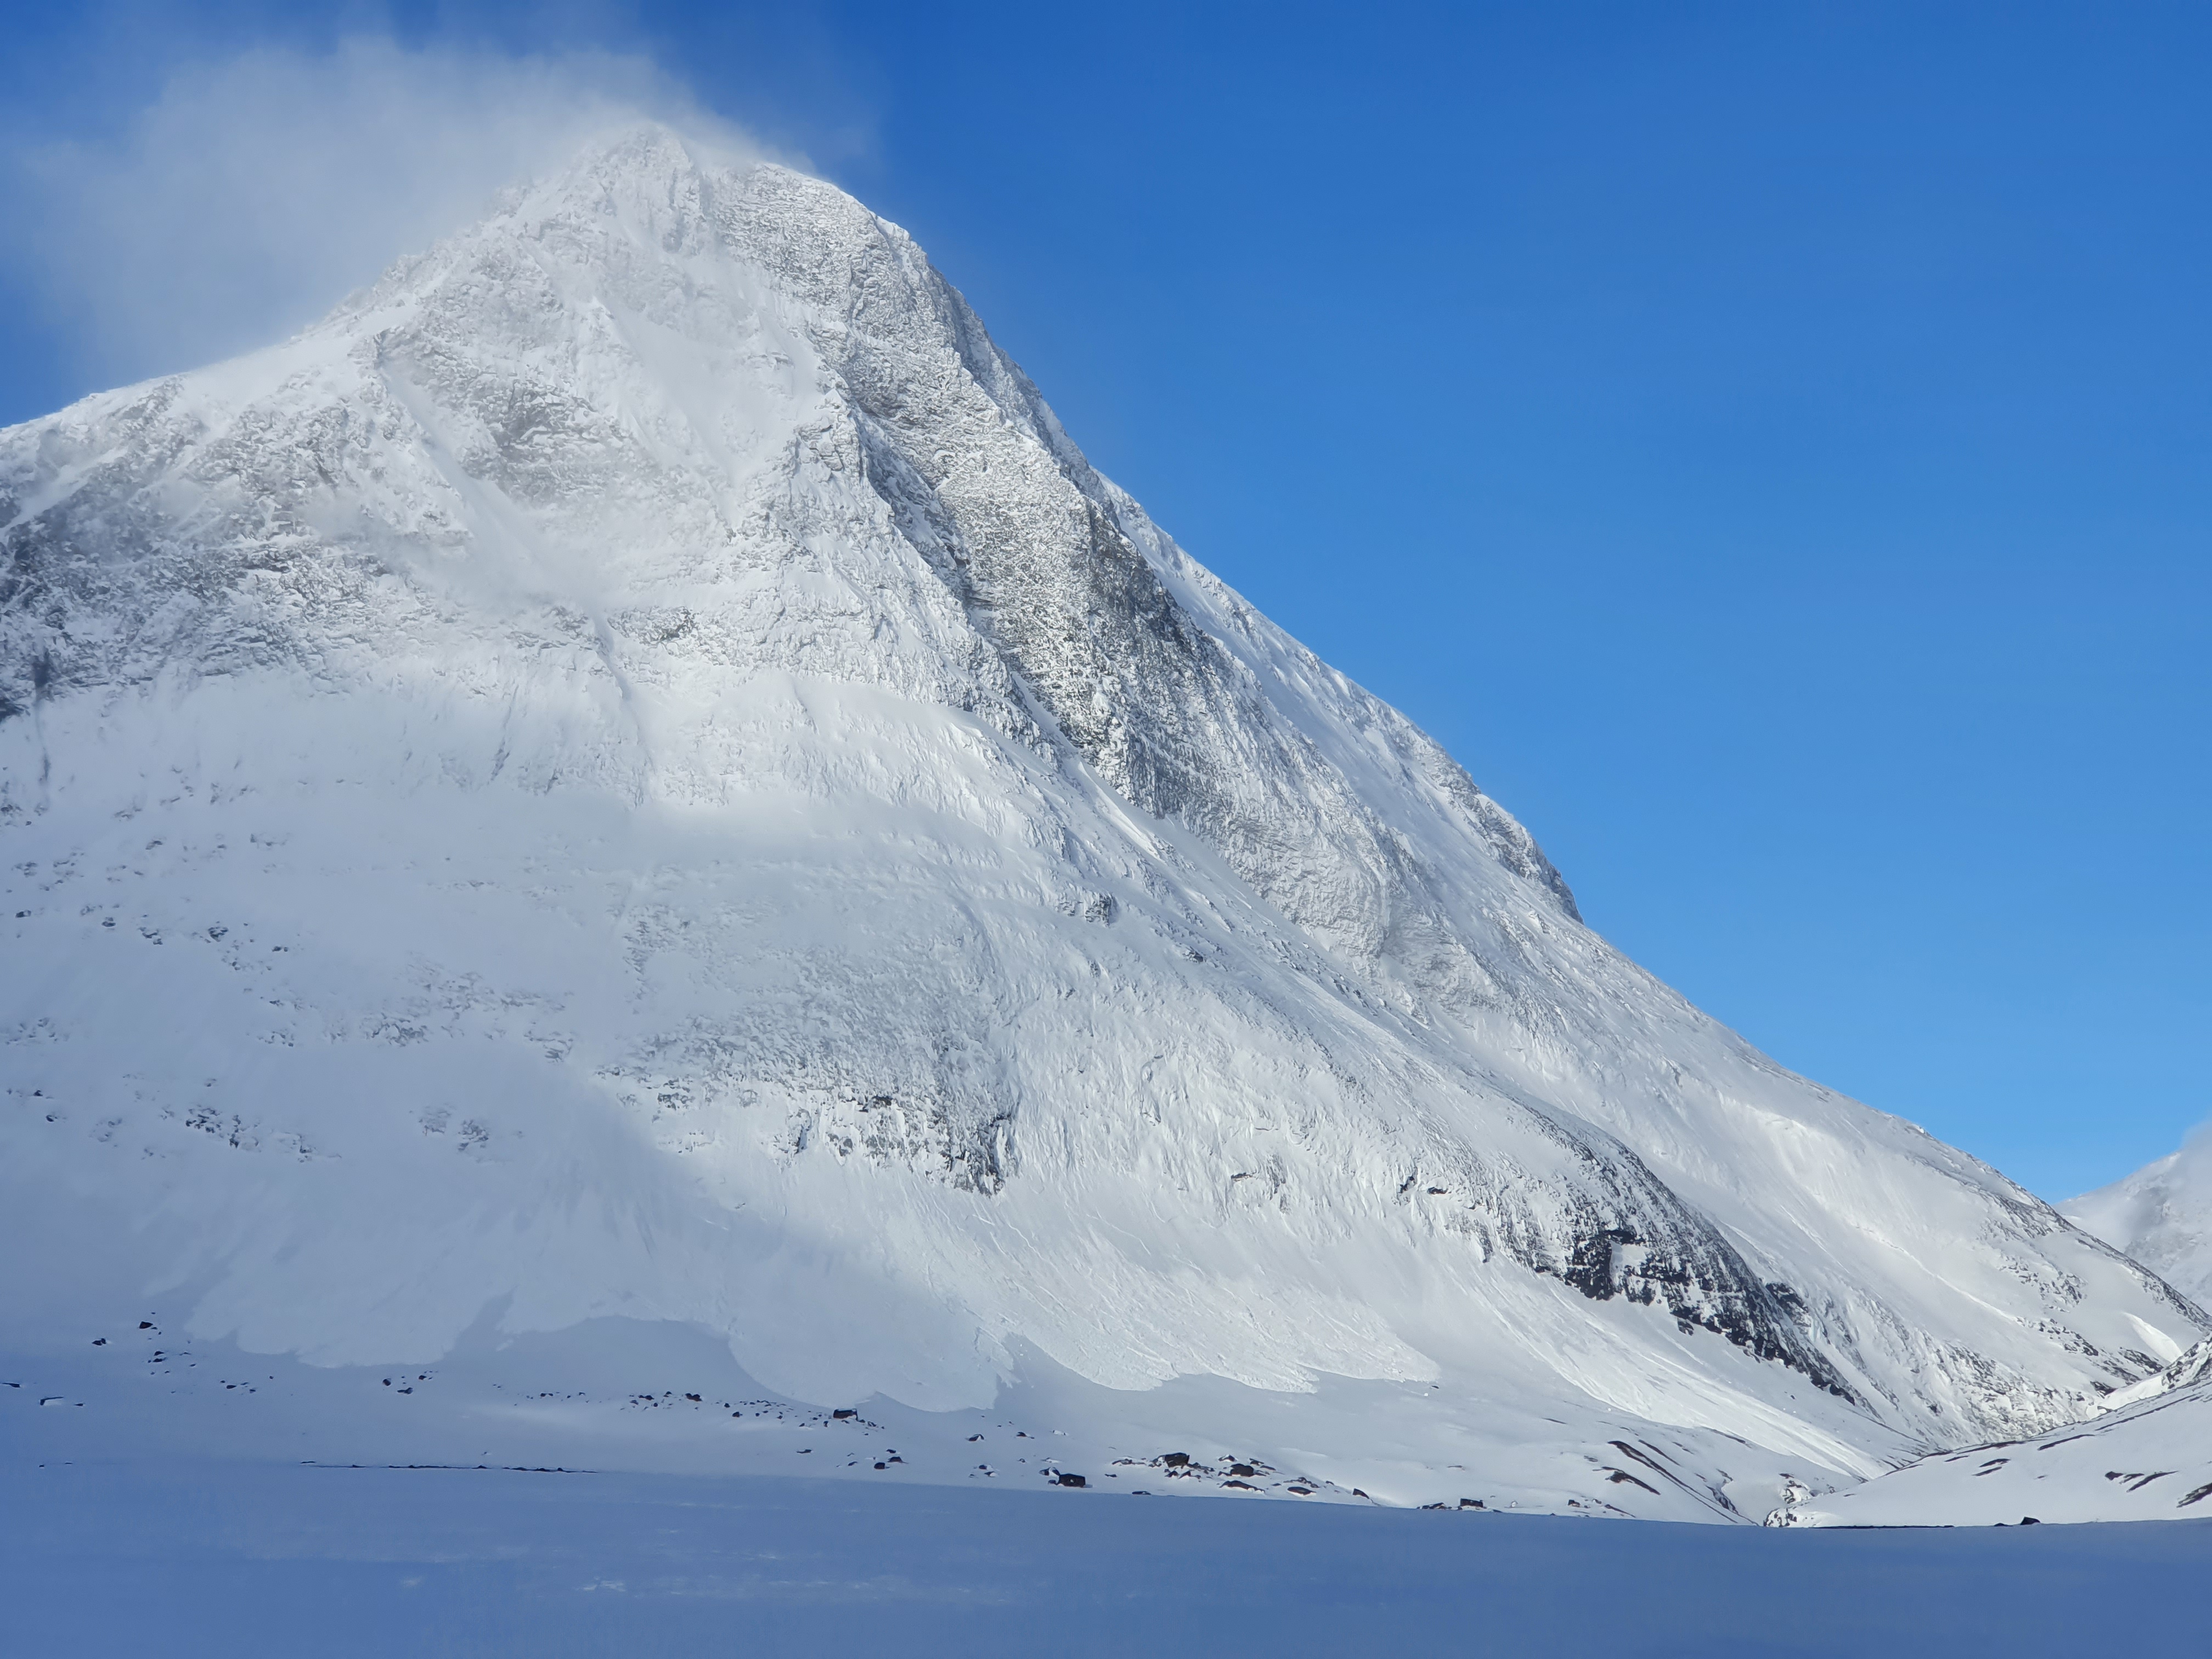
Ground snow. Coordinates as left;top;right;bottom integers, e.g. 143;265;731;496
2064;1135;2212;1305
1773;1339;2212;1527
0;1295;1855;1523
1;123;2204;1527
6;1457;2208;1657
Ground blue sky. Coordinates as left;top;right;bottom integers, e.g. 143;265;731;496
3;2;2206;1199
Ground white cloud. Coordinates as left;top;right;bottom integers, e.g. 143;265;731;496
7;37;768;387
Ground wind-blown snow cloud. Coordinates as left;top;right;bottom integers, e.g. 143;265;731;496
6;37;765;387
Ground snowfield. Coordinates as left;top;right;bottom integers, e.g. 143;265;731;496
1772;1338;2212;1527
8;1458;2208;1658
2;126;2205;1533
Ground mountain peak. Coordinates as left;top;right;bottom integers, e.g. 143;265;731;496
2;141;2199;1517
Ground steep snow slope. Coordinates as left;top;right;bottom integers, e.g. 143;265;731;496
2065;1136;2212;1305
1;128;2199;1513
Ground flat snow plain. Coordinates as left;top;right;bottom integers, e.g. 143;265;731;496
6;1458;2207;1657
10;1316;2204;1652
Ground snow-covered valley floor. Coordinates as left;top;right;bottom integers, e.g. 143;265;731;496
13;1312;2205;1652
7;1457;2206;1657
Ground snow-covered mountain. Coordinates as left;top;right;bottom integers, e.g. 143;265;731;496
2064;1135;2212;1306
2;127;2200;1517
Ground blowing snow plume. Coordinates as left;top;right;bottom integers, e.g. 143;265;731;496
3;38;766;387
1;124;2204;1521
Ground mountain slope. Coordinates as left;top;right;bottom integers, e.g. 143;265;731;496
1773;1338;2212;1526
2064;1138;2212;1305
1;127;2199;1513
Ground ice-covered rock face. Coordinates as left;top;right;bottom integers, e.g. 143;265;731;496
0;128;2200;1502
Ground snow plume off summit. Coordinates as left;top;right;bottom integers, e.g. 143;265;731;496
1;127;2201;1521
